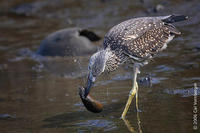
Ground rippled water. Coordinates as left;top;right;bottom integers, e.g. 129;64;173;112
0;0;200;133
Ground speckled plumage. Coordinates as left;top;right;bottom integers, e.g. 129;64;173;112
103;15;183;72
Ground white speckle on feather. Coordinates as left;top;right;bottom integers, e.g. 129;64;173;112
125;35;138;40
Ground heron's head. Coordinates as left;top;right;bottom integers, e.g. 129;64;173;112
83;50;107;98
79;50;108;113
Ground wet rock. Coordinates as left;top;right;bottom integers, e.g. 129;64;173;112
138;75;152;87
155;4;164;12
146;4;165;14
37;28;101;56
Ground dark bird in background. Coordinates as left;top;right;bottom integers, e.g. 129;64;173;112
79;15;188;118
37;28;101;56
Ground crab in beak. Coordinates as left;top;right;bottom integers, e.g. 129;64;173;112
79;72;103;113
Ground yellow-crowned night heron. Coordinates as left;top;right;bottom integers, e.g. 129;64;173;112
79;15;188;119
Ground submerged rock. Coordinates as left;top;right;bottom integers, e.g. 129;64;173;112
37;27;101;56
146;4;165;14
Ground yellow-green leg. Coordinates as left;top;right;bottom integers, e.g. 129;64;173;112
135;82;140;112
121;65;140;119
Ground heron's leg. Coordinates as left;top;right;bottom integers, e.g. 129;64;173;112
121;65;139;119
135;82;141;112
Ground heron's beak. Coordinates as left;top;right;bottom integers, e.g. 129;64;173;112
79;72;103;113
84;72;96;98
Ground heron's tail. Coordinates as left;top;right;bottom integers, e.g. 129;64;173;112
162;15;188;23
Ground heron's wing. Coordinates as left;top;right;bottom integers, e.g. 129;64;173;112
103;16;180;60
124;23;181;59
103;17;159;48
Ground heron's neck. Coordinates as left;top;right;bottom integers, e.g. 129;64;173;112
99;49;110;73
104;48;119;72
90;49;110;76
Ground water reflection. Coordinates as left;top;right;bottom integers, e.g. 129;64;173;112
122;112;142;133
76;119;117;132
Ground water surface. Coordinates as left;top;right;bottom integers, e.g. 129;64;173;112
0;0;200;133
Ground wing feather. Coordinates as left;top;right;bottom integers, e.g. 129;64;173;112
103;16;180;60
